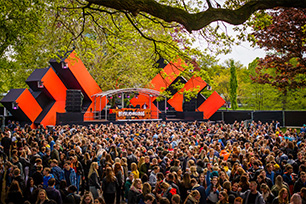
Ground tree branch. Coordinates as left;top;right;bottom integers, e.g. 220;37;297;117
85;0;306;32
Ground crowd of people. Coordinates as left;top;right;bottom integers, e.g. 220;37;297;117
0;120;305;204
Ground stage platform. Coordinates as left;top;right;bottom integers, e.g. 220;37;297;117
56;111;205;126
56;118;206;126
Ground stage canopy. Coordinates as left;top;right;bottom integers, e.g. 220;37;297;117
92;88;162;98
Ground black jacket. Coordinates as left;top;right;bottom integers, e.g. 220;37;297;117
294;178;306;193
88;172;101;189
6;191;24;204
64;192;81;204
102;177;118;194
127;186;143;204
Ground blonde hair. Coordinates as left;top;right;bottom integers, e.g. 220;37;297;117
184;190;200;204
131;162;138;171
190;166;199;178
88;162;99;179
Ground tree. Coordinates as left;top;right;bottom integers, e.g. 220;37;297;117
251;8;306;110
84;0;306;32
229;60;238;110
0;0;195;93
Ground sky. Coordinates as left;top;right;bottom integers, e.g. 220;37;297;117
193;22;268;67
218;41;267;66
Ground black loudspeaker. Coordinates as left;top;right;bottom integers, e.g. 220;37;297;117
65;90;83;112
108;113;116;121
183;99;196;112
56;112;84;125
160;112;167;121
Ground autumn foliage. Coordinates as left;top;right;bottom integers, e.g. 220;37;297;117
251;8;306;94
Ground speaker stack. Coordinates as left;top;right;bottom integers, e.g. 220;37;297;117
65;90;83;112
183;99;197;112
108;113;116;121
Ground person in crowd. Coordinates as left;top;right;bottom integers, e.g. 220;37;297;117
234;197;244;204
217;191;229;204
88;162;101;199
32;164;44;186
6;180;24;203
239;181;265;204
293;171;306;193
102;166;118;204
61;161;77;187
0;120;305;204
71;155;84;193
64;185;81;204
81;192;94;204
171;194;181;204
128;178;143;204
94;197;106;204
43;167;55;189
290;193;302;204
35;189;57;204
260;183;275;204
50;159;62;188
114;162;124;204
272;187;290;204
45;178;62;204
183;190;200;204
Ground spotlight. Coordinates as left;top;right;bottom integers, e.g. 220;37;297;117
61;61;68;69
207;85;212;90
118;95;121;98
12;102;19;110
37;81;44;88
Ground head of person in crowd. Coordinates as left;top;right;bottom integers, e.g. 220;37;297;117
171;194;180;204
81;192;94;204
278;188;290;204
144;193;156;204
36;189;49;204
94;197;105;204
290;193;302;204
64;161;72;171
218;190;229;204
234;197;243;204
50;159;58;167
159;197;170;204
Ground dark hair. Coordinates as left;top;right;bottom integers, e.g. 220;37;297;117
144;194;155;201
68;185;78;192
8;180;23;195
48;178;56;186
159;197;170;204
95;197;105;204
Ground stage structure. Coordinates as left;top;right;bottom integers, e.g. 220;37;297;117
1;51;225;127
92;88;165;121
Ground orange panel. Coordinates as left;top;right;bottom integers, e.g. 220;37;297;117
131;58;186;108
168;76;207;111
65;51;102;99
129;94;150;107
40;101;66;126
197;91;225;119
168;93;184;111
16;89;42;122
149;59;185;92
42;67;67;101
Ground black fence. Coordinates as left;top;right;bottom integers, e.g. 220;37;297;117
210;110;306;127
1;106;306;127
